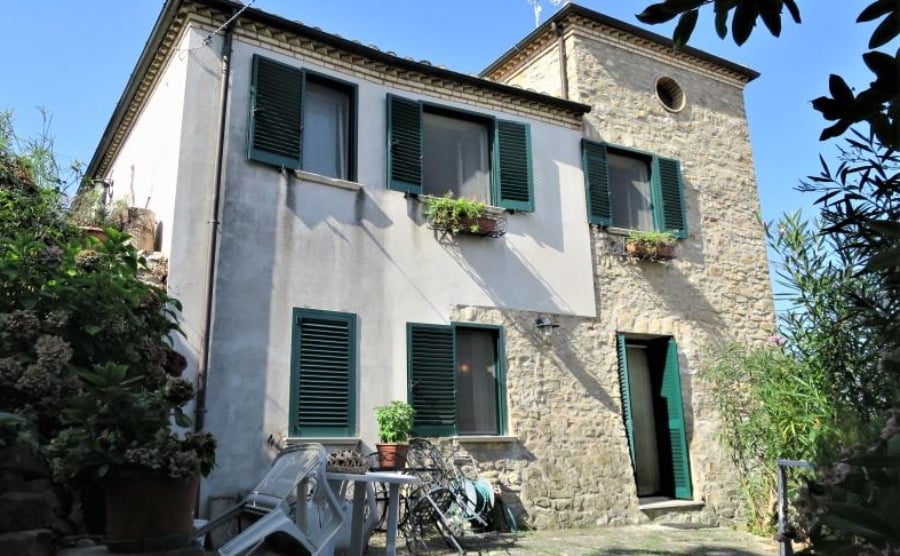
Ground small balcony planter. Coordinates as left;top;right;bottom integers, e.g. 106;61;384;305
423;194;507;238
624;230;678;261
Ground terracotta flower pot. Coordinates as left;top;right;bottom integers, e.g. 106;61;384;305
375;443;410;470
104;466;199;553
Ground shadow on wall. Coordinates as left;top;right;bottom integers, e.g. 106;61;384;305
439;236;575;315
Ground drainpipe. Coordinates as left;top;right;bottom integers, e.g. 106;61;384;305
552;21;569;100
195;21;234;432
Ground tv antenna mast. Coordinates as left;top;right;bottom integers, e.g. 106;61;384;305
527;0;563;28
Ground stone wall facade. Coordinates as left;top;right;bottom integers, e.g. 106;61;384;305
440;24;775;529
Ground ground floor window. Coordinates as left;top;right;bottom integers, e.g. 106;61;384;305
289;308;357;437
617;334;692;500
407;323;506;437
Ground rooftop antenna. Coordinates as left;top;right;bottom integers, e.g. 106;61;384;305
527;0;563;28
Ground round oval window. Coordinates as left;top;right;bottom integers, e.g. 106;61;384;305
655;76;686;112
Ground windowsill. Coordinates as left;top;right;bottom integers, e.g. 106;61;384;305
451;435;519;444
638;497;705;511
283;437;361;446
293;169;362;191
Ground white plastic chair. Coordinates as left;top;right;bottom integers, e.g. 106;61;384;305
196;443;344;556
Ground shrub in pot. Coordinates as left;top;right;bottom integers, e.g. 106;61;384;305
624;229;678;260
374;401;415;470
422;193;504;237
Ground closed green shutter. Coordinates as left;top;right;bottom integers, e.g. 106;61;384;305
583;140;613;226
661;337;692;499
387;95;423;193
616;334;636;469
290;309;356;437
655;157;687;238
495;121;534;211
408;323;456;436
248;55;304;169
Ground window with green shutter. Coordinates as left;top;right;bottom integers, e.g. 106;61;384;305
386;94;534;212
407;323;507;437
289;308;357;437
582;140;686;237
249;55;357;181
616;334;692;501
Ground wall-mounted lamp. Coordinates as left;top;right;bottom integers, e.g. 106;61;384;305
534;315;560;335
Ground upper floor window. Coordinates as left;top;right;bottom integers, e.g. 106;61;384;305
248;55;357;181
387;94;534;212
583;140;687;237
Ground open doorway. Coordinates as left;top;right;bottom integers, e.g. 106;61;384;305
616;334;692;500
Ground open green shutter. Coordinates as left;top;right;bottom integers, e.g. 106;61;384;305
655;157;687;238
290;309;356;437
408;323;455;436
248;55;304;169
616;334;636;469
661;337;692;499
387;95;422;193
495;121;534;211
583;140;613;226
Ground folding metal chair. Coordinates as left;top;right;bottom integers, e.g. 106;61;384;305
194;443;344;556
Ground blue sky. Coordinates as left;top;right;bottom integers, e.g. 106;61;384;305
0;1;873;234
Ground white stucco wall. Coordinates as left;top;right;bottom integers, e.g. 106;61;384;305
102;28;200;256
201;39;595;500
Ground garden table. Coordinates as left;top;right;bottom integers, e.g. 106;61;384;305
326;471;420;556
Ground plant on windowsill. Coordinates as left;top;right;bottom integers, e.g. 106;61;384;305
422;193;506;238
374;400;415;470
624;230;678;261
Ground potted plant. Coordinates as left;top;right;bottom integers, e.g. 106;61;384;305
624;230;678;260
374;401;415;470
422;193;506;237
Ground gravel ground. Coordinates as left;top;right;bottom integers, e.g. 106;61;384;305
366;523;778;555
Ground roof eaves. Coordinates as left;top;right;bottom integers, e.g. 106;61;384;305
481;3;759;83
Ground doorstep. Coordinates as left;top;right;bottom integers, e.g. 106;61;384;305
638;497;705;511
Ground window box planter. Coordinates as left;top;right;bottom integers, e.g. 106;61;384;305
422;194;507;238
624;231;677;261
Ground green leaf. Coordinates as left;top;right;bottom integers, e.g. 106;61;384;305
78;371;106;386
758;0;783;37
674;10;700;49
715;6;730;38
858;0;896;22
820;504;897;542
173;409;192;428
732;0;760;45
83;324;102;336
864;244;900;271
828;74;855;106
869;11;900;48
783;0;801;23
636;3;681;24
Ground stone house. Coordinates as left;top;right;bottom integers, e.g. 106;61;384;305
86;0;774;529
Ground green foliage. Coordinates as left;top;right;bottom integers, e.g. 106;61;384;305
702;343;842;534
625;229;677;247
422;193;489;234
0;119;215;489
767;210;894;417
374;400;415;444
796;410;900;554
637;0;900;147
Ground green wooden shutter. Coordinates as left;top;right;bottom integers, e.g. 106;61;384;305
494;121;534;211
616;334;636;468
290;309;356;437
407;323;455;437
248;55;304;169
387;95;422;193
583;140;613;226
660;337;692;500
655;157;687;238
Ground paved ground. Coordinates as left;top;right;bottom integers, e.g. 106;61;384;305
367;524;778;555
